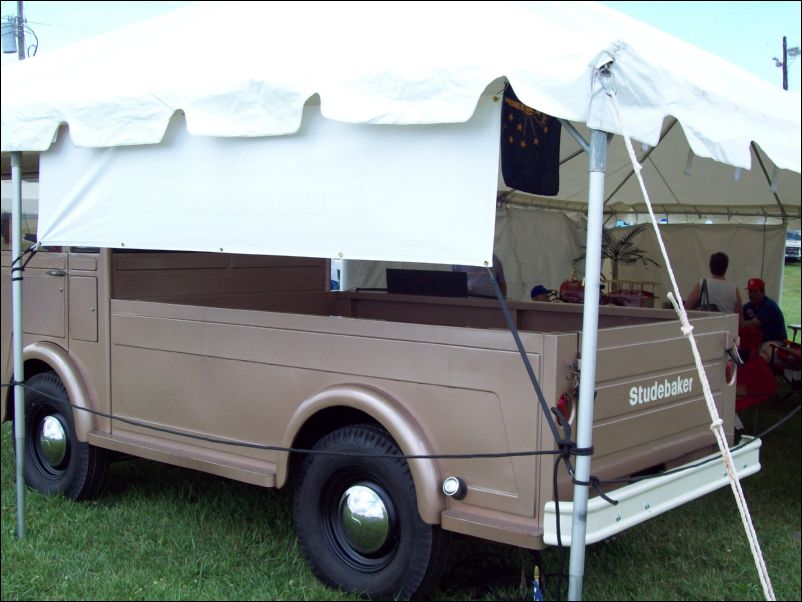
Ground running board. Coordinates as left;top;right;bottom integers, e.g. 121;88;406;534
88;431;277;487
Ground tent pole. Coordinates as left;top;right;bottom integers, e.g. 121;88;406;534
11;151;26;539
567;129;608;601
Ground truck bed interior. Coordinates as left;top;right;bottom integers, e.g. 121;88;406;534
111;250;677;333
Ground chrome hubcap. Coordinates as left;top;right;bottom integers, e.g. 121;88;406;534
338;485;391;555
38;415;68;466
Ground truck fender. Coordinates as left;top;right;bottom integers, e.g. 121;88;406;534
13;342;97;442
277;383;445;524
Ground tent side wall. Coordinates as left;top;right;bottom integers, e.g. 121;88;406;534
614;224;787;304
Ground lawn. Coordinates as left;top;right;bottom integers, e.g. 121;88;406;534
1;266;800;601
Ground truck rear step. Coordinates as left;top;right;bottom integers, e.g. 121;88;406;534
543;435;761;545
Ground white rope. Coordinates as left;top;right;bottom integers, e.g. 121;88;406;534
606;91;775;601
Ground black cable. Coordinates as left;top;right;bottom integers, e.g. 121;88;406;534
485;266;573;468
552;454;566;601
9;245;38;282
8;349;785;487
749;403;801;440
3;381;562;461
485;261;585;590
4;263;580;465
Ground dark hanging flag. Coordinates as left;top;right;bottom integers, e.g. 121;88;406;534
500;84;560;196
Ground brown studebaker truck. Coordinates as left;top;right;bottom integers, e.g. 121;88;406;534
1;247;760;599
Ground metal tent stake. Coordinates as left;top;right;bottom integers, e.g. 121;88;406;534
567;129;608;600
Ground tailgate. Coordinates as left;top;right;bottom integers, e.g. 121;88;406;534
580;311;738;483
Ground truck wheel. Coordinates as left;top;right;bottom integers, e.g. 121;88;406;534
293;424;450;600
18;372;108;501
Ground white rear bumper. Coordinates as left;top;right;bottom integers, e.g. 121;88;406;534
543;436;761;546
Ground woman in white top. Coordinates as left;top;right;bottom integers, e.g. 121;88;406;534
684;252;742;319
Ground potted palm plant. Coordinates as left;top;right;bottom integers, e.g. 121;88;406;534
574;224;662;306
601;224;661;282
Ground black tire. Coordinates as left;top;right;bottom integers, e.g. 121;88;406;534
293;424;451;600
17;372;108;501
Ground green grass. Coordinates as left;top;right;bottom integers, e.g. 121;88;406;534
2;265;800;601
577;397;801;601
3;398;799;601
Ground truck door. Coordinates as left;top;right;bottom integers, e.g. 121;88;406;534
14;246;102;351
22;250;70;346
0;240;67;395
1;239;110;429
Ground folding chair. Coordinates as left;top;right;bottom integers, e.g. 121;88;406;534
769;339;802;394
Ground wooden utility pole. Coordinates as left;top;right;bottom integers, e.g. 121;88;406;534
782;36;788;91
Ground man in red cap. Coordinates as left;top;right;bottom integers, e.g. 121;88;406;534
743;277;787;361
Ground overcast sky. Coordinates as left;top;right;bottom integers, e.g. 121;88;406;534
2;1;800;91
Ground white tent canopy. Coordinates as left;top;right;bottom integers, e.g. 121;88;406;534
3;1;800;165
2;0;800;265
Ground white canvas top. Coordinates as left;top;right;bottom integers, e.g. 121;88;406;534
37;97;502;264
2;1;800;262
3;1;799;169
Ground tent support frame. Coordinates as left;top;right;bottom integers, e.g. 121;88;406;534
568;129;608;601
11;150;26;539
751;142;789;223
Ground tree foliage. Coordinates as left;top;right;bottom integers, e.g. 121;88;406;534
575;224;661;281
